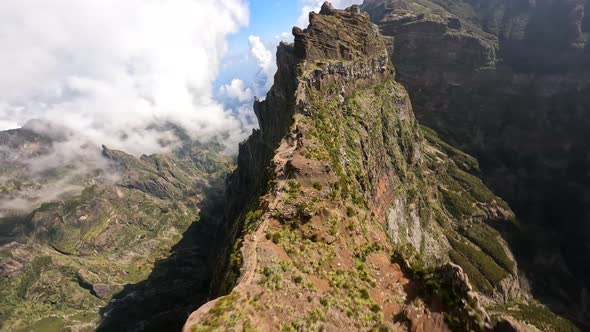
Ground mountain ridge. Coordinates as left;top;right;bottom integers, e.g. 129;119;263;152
182;3;576;331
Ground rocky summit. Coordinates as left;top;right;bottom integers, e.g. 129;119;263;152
183;3;579;331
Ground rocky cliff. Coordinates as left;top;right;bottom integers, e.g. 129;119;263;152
183;3;577;331
361;0;590;326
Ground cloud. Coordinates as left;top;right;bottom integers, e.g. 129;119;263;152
220;79;254;102
0;0;253;214
275;32;294;43
0;0;250;157
0;120;123;216
235;104;259;134
296;0;363;28
248;35;277;91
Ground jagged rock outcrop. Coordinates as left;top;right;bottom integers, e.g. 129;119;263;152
183;3;574;331
362;0;590;327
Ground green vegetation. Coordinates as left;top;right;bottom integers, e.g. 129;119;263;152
310;308;326;322
0;140;231;331
285;179;301;203
441;189;478;218
220;239;245;295
261;265;284;290
448;249;493;294
447;235;509;293
312;181;323;191
355;243;382;262
17;316;65;332
15;256;52;298
420;125;479;172
492;302;581;332
392;245;487;331
464;223;515;272
266;215;384;327
243;209;264;234
448;166;495;203
191;293;254;332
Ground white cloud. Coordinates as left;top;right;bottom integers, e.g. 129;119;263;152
248;35;277;91
296;0;363;28
0;0;250;156
220;79;254;102
235;104;258;134
275;32;294;43
0;0;254;213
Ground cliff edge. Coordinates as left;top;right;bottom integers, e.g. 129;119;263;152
183;2;577;331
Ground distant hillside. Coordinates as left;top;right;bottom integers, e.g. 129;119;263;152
0;126;231;331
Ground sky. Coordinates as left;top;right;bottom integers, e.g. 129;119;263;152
215;0;363;137
0;0;362;156
0;0;361;213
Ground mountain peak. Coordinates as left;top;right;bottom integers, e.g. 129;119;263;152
183;3;531;331
293;2;387;63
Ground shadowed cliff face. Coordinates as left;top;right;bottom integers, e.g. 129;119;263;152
362;0;590;326
183;3;578;331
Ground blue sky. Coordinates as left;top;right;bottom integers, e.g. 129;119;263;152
231;1;301;48
0;0;361;156
0;0;364;212
214;0;302;103
214;0;362;125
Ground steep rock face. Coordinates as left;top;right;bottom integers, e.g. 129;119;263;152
183;3;574;331
362;0;590;325
0;135;230;331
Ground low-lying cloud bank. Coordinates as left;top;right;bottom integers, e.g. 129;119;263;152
0;0;251;156
0;0;365;215
0;0;252;215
